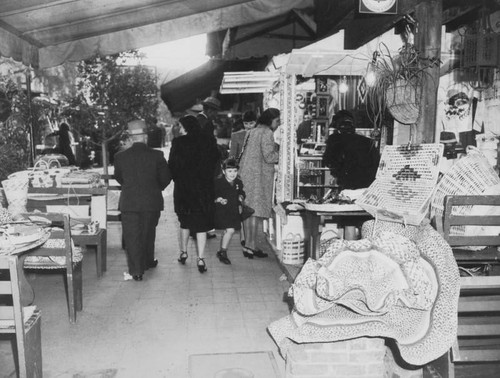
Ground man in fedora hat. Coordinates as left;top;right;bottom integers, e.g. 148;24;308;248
114;119;172;281
197;96;221;137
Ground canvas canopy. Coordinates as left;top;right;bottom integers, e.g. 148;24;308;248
0;0;313;69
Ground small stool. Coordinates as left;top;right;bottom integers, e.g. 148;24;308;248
73;229;107;277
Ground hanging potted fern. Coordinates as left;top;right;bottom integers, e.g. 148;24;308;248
366;42;440;127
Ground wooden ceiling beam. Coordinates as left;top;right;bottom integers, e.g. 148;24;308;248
265;33;315;41
232;21;290;45
291;9;317;36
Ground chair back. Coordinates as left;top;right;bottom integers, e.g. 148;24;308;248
0;256;25;333
23;212;83;324
0;255;42;377
24;212;74;270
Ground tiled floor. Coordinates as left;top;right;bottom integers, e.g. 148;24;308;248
0;189;291;377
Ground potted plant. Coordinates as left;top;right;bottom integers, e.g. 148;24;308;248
366;42;441;127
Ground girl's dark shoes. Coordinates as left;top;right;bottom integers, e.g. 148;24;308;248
216;250;231;265
178;251;188;264
242;247;254;259
197;258;207;273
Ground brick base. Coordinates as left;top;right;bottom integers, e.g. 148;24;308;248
285;338;423;378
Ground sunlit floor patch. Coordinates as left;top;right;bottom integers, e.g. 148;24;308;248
189;351;281;378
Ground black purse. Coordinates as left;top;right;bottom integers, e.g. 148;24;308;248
240;203;255;221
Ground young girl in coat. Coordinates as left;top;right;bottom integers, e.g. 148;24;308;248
214;158;245;265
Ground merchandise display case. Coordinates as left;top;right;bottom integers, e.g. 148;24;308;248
295;155;334;200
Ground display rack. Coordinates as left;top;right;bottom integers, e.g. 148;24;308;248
295;155;334;200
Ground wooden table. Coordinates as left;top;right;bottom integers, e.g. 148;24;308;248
27;187;108;229
73;229;107;277
302;205;372;260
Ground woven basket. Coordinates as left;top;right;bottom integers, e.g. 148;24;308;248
431;146;500;247
1;177;29;215
318;229;341;258
386;79;422;125
282;233;305;265
357;143;443;226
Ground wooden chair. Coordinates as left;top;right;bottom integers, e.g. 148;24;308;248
101;174;124;249
101;174;122;222
23;212;83;324
26;187;108;277
0;256;43;377
433;195;500;376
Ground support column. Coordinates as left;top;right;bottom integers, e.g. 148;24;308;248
415;0;442;144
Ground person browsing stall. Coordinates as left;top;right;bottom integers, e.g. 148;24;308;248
238;108;281;259
113;119;172;281
229;110;257;159
197;96;221;137
213;158;246;265
322;110;380;190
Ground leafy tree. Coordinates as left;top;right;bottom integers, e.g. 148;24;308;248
0;74;53;181
62;51;158;170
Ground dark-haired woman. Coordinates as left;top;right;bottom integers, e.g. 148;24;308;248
55;122;77;165
168;114;219;273
238;108;280;259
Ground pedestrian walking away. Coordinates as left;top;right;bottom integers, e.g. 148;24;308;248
114;119;172;281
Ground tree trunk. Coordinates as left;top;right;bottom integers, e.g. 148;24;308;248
101;142;109;175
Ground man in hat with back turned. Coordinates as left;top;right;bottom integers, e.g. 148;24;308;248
197;96;221;137
114;119;172;281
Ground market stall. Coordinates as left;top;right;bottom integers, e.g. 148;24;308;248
263;30;404;260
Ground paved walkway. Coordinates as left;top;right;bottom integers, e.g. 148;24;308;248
0;188;291;377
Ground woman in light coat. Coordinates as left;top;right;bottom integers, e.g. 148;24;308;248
239;108;280;258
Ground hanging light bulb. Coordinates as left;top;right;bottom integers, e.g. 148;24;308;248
339;76;348;94
365;51;379;87
365;70;377;87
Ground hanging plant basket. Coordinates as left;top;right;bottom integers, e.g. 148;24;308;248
385;79;422;125
366;41;440;129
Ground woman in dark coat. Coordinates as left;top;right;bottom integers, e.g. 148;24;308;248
54;122;77;165
168;114;219;273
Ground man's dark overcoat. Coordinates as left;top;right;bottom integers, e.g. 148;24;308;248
114;142;171;276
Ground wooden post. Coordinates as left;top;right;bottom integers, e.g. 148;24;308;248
415;0;442;144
